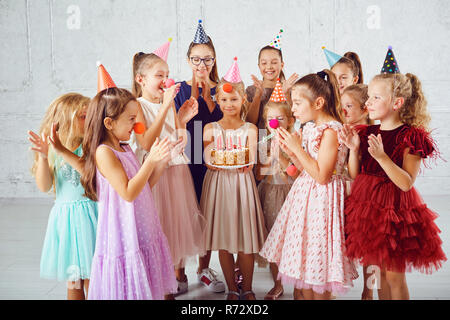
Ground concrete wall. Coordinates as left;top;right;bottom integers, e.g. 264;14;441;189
1;0;449;198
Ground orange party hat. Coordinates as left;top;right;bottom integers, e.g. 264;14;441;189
269;78;286;102
97;61;117;93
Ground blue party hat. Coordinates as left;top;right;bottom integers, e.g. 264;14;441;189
193;19;209;44
381;46;400;74
322;46;343;68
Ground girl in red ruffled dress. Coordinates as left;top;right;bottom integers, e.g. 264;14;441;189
340;71;447;300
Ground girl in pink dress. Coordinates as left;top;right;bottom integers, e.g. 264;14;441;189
260;70;358;300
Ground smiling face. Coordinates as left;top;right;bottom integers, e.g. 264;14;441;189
265;104;293;133
108;100;139;142
217;88;243;118
187;44;215;80
137;60;169;100
290;85;316;123
258;48;284;82
331;63;358;95
341;92;368;125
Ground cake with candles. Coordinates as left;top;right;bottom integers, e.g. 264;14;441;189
210;132;250;167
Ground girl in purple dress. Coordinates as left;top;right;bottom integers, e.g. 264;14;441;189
81;86;177;300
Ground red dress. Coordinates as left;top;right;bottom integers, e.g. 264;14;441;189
344;124;446;273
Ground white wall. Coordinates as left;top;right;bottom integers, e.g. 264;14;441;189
1;0;449;197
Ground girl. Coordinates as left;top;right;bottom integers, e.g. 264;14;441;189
331;52;364;95
201;78;267;300
173;32;225;293
256;98;297;300
260;70;358;300
341;84;372;126
340;72;447;300
132;52;207;297
340;84;375;300
28;93;97;300
246;45;298;130
81;87;177;300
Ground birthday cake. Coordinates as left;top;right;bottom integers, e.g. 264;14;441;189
210;131;250;167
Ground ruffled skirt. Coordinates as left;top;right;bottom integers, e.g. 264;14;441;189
345;173;447;273
40;199;97;281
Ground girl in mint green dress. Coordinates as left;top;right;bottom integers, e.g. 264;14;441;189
28;93;97;300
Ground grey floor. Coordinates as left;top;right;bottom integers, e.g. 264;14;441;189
1;195;449;300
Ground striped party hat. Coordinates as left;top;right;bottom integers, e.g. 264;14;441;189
381;46;400;74
193;19;209;44
322;46;343;68
269;78;286;102
268;29;283;50
153;38;172;61
97;61;116;93
223;57;242;83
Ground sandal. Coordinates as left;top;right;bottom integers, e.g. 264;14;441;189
226;290;241;300
264;287;284;300
234;267;243;291
240;290;256;300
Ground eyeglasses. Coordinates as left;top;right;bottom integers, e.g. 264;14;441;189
190;56;215;66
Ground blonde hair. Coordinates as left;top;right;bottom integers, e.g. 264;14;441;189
262;101;294;131
216;79;249;119
372;73;430;130
31;93;90;191
132;52;165;98
342;84;373;125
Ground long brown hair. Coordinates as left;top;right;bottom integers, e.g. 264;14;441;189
187;36;219;84
293;69;342;123
81;87;136;201
333;51;363;84
31;93;90;192
258;45;286;81
132;52;165;98
372;73;430;129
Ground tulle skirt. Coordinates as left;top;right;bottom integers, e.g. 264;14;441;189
40;199;98;281
152;164;206;268
345;173;447;273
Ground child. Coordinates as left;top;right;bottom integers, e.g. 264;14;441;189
255;80;297;300
246;30;299;130
340;84;375;300
340;48;446;300
173;20;225;293
260;70;358;300
132;49;206;297
201;59;267;300
82;64;176;299
28;93;97;300
326;50;363;95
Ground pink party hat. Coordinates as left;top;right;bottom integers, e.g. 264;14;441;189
153;38;172;61
223;57;242;83
269;78;286;102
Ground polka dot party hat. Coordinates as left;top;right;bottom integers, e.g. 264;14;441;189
153;38;172;62
322;46;343;68
223;57;242;83
381;46;400;74
268;29;283;50
97;61;117;93
269;78;286;102
193;19;209;44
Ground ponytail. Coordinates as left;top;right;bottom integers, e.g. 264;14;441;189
334;52;364;84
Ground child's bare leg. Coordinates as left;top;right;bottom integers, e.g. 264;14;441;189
237;253;255;300
67;280;85;300
377;268;391;300
175;267;187;282
293;288;305;300
264;263;284;299
386;270;409;300
300;288;314;300
219;250;239;300
313;290;331;300
362;265;374;300
83;279;90;300
198;251;212;273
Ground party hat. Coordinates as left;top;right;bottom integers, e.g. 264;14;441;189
153;38;172;61
322;46;343;68
97;61;117;93
193;19;209;44
269;78;286;102
223;57;242;83
268;29;283;50
381;46;400;74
